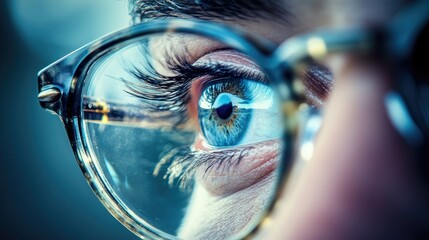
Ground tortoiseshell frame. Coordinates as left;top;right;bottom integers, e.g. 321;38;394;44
37;1;429;239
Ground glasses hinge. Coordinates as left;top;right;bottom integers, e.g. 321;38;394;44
38;85;63;103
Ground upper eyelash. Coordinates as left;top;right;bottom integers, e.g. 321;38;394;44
121;46;266;126
121;43;193;126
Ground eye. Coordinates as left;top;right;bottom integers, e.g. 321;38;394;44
198;78;281;148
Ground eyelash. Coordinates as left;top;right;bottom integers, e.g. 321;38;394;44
122;46;193;127
153;145;254;190
123;46;266;126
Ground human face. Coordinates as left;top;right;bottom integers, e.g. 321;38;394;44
37;0;429;239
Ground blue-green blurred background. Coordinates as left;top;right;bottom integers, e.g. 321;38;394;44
0;0;138;239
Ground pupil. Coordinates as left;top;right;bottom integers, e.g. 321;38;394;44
214;93;233;120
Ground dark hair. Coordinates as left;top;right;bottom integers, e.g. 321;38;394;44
129;0;291;23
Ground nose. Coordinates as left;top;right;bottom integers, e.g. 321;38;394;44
264;56;429;240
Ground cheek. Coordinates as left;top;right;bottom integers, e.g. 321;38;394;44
178;172;278;239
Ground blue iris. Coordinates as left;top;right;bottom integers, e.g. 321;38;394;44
198;79;254;147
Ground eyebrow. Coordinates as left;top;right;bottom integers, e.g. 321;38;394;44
129;0;291;23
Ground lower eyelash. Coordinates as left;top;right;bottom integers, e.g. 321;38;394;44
153;145;254;191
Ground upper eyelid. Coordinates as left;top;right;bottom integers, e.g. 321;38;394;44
192;60;267;82
138;46;268;89
190;63;267;84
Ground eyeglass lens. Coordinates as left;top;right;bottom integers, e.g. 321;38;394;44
80;32;333;239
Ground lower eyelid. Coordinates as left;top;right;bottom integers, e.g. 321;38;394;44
194;140;280;196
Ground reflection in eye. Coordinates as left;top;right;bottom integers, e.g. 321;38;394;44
199;79;277;147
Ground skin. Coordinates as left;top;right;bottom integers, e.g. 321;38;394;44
260;1;429;239
137;0;429;239
263;57;429;240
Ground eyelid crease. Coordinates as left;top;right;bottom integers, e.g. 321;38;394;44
192;49;266;81
192;61;268;84
193;63;268;88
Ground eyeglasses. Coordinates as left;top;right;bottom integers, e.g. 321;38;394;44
37;1;429;239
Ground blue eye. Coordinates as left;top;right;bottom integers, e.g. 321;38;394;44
198;78;281;148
